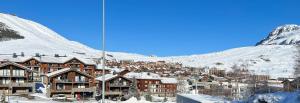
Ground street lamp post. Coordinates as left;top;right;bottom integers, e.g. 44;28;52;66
101;0;106;103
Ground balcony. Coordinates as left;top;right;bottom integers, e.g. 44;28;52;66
109;83;130;87
0;74;11;77
11;75;26;77
72;87;96;92
0;83;34;87
56;79;73;83
74;80;89;83
105;91;122;95
11;83;34;87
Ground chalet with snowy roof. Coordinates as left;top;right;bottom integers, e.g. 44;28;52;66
96;74;132;99
0;62;35;95
124;72;178;97
0;56;100;83
156;77;178;97
44;68;96;98
124;72;161;93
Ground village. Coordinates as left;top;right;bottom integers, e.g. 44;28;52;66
0;53;298;102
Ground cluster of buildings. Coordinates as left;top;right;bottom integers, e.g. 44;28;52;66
97;70;178;99
106;60;184;77
0;54;178;100
1;53;299;101
188;67;286;100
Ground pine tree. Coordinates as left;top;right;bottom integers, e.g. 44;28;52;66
294;45;300;78
129;77;140;100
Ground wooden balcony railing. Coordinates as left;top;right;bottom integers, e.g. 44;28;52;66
109;83;130;87
0;83;34;87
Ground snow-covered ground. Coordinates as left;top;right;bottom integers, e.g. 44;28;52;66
177;93;230;103
236;91;300;103
4;94;174;103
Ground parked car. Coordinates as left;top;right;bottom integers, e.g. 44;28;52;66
53;94;67;101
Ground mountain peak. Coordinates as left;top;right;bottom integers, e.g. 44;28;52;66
256;24;300;45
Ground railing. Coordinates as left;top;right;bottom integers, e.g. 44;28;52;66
109;83;130;87
74;80;88;83
12;75;25;77
72;87;96;92
0;74;10;77
0;83;34;87
105;91;122;95
56;79;72;83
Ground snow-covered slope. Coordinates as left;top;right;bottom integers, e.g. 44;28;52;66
0;13;146;59
0;13;298;79
0;13;99;57
160;45;297;78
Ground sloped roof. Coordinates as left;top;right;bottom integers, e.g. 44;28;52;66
96;73;132;82
96;64;112;70
96;74;118;81
161;77;178;84
46;68;93;78
0;55;96;65
124;72;161;80
0;61;32;72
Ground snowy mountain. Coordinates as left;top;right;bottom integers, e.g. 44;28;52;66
257;24;300;45
0;13;298;79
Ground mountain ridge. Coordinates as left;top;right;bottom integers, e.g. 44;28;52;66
257;24;300;45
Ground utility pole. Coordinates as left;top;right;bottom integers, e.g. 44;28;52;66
101;0;106;102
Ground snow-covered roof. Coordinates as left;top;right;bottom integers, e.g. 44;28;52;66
0;55;96;65
124;72;161;80
96;64;112;70
177;94;229;103
161;77;178;84
95;74;118;81
46;68;70;77
123;72;178;84
110;67;126;74
0;61;32;72
46;68;92;78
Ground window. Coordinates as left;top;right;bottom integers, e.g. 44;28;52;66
16;78;24;83
57;84;64;90
2;78;10;84
78;84;85;88
0;69;11;76
13;70;25;76
75;75;86;82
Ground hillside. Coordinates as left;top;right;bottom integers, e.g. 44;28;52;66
0;13;298;78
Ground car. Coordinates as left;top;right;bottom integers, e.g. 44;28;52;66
52;94;67;101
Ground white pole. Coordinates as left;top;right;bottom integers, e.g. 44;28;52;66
102;0;106;102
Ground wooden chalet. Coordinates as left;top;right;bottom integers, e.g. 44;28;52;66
124;72;178;97
44;68;96;98
0;62;35;95
96;74;132;99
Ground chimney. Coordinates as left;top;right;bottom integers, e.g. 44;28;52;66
12;53;17;58
54;54;59;57
35;53;40;57
20;52;24;57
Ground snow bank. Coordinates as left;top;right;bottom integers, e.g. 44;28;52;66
239;91;300;103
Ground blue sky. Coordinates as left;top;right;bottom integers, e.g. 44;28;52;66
1;0;300;56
